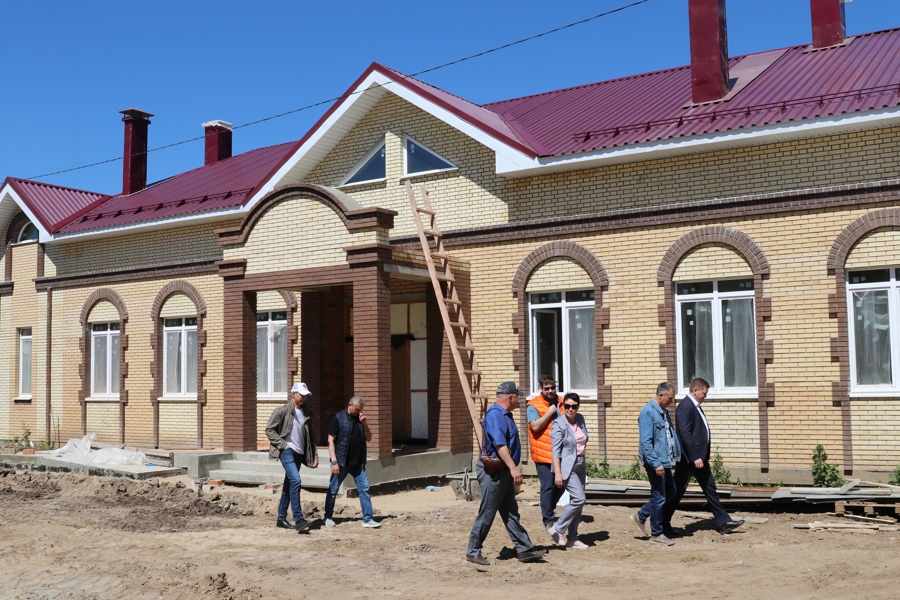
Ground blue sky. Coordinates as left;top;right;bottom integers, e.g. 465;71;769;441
2;0;898;194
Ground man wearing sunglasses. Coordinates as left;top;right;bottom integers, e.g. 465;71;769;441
526;374;564;532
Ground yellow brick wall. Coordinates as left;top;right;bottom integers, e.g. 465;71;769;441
257;291;288;312
673;244;753;281
54;273;224;448
85;402;119;441
850;399;900;470
87;300;120;323
443;201;900;470
158;403;198;449
1;244;45;442
525;258;593;293
159;293;196;318
845;228;900;269
304;92;900;239
44;221;236;275
223;195;382;275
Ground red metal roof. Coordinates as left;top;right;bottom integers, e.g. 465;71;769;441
55;141;296;234
4;178;110;231
482;27;900;157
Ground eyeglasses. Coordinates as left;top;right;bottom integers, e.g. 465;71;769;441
563;403;579;410
542;386;556;391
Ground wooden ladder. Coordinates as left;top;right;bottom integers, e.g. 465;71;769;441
406;181;488;449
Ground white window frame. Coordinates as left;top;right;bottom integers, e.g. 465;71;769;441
18;328;32;398
257;311;288;399
162;317;198;398
90;322;120;398
675;279;758;398
337;137;386;187
401;134;457;179
528;291;596;397
847;267;900;396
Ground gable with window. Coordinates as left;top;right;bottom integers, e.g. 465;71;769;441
339;138;386;186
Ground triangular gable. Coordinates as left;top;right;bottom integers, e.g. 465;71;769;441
0;178;109;242
242;63;542;211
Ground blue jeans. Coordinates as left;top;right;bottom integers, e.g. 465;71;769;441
636;465;675;537
277;448;305;522
324;464;374;522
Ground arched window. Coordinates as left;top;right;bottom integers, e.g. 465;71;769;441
17;222;38;243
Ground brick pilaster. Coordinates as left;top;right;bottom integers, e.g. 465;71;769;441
222;287;257;451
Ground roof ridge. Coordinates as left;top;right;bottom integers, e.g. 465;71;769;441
482;27;900;110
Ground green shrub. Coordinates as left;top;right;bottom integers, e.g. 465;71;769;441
584;456;647;481
889;465;900;486
711;446;732;485
812;444;844;488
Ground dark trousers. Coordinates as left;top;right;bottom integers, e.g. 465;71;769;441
467;463;535;557
662;456;732;528
535;461;564;527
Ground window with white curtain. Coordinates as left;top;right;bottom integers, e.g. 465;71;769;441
675;279;757;395
91;322;120;397
163;317;197;397
846;268;900;393
529;291;596;395
257;311;288;397
19;328;32;397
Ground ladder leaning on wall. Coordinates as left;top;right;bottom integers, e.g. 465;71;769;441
406;181;488;449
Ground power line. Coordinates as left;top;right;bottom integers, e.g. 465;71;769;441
26;0;651;181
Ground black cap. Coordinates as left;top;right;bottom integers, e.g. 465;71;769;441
497;381;525;396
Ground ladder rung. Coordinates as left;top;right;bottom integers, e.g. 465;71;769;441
463;369;482;375
471;394;489;400
443;297;462;305
416;207;436;216
450;322;469;329
456;345;476;352
436;273;455;282
431;252;450;260
424;229;442;237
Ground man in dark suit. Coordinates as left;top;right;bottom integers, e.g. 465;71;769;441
662;377;744;535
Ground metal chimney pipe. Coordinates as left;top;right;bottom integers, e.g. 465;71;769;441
811;0;846;49
120;108;153;195
688;0;730;104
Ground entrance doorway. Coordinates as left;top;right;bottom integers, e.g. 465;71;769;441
390;301;428;444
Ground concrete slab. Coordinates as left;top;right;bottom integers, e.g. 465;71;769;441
0;452;183;480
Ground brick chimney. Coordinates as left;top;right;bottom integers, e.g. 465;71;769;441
811;0;846;49
688;0;730;104
203;120;233;165
120;108;153;195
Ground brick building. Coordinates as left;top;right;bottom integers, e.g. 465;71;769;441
2;0;899;479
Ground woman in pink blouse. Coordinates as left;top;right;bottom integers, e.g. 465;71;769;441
550;392;589;548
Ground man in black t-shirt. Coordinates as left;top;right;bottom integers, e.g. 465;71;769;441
324;396;381;528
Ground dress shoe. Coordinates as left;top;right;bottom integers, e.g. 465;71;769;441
294;518;311;533
717;520;745;534
275;519;293;529
649;534;675;546
516;548;547;563
466;553;490;566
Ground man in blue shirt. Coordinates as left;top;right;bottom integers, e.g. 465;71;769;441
466;381;547;566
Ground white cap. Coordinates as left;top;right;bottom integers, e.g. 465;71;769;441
291;382;311;396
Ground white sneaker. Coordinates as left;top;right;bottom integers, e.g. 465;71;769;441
324;518;336;527
361;519;381;528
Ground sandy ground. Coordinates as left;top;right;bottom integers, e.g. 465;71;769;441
1;469;897;600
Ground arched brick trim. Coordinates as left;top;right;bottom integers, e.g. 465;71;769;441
824;210;900;474
149;281;208;448
78;289;129;443
656;227;774;471
216;183;396;247
280;291;300;387
511;241;611;461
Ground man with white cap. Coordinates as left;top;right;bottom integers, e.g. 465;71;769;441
265;382;318;532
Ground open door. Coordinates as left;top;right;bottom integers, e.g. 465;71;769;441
392;340;411;440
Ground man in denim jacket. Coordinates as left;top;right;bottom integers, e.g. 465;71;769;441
630;382;682;545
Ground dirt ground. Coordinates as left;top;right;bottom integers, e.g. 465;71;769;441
0;469;897;600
